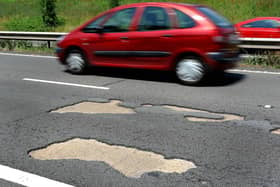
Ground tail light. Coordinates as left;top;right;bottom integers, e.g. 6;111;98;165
213;33;240;44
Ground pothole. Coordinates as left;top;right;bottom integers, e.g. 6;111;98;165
271;129;280;135
164;105;244;122
29;138;196;178
52;100;135;114
51;99;244;122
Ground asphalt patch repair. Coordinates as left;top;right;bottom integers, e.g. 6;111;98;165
29;138;196;178
34;99;244;178
271;129;280;135
51;99;244;122
52;100;135;114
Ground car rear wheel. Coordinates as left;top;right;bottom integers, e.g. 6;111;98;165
175;56;206;85
65;49;87;74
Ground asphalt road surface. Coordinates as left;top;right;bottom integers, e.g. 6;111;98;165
0;52;280;187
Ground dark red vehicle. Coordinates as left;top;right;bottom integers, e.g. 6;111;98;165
235;17;280;38
56;2;240;85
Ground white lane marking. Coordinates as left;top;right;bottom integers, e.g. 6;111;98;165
0;164;74;187
0;52;56;59
229;69;280;75
23;78;110;90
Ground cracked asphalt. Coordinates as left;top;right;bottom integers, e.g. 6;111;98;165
0;53;280;186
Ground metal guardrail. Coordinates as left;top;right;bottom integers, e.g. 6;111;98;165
238;37;280;50
0;31;67;48
0;31;279;50
0;31;66;41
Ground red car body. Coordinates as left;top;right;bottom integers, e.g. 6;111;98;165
235;17;280;38
56;2;240;85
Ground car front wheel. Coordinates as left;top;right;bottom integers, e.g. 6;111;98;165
175;56;206;85
65;49;87;74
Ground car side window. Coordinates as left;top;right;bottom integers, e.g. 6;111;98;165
242;20;280;28
138;7;171;31
174;9;196;28
269;20;280;28
102;8;136;33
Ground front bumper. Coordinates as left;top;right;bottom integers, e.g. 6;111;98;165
55;47;63;54
55;47;65;64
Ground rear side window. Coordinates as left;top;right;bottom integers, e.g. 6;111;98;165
138;6;171;31
197;7;233;28
174;9;195;28
242;20;280;28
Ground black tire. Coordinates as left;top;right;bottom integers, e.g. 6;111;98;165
65;49;87;74
175;56;206;85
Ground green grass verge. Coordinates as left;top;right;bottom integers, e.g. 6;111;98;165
0;40;54;55
242;52;280;69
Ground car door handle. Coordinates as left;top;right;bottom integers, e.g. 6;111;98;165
161;34;173;37
120;37;129;40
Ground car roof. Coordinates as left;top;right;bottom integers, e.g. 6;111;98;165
111;2;203;10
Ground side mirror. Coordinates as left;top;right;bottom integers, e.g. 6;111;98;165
82;26;103;34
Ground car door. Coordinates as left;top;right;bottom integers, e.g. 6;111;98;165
254;20;280;38
239;20;264;37
82;7;137;66
267;19;280;38
127;6;176;69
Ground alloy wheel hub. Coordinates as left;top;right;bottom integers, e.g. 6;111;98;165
176;59;204;82
66;53;84;72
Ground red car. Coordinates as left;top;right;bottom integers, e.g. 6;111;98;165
56;2;240;85
235;17;280;38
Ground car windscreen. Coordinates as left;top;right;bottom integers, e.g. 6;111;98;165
197;7;233;28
